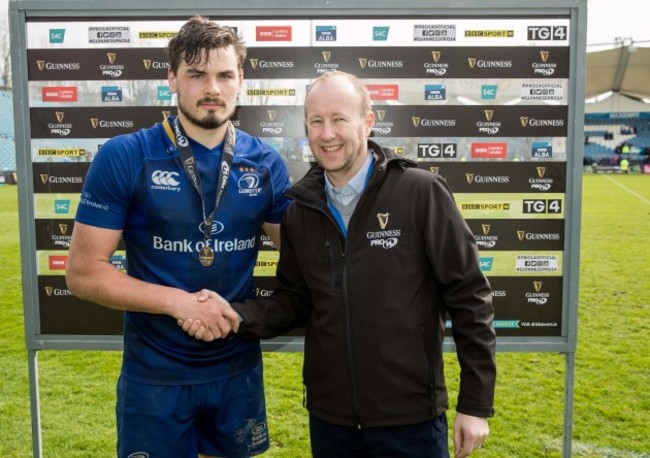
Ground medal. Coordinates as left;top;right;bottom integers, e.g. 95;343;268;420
199;246;215;267
166;117;236;267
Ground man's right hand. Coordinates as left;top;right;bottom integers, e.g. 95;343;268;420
176;289;240;342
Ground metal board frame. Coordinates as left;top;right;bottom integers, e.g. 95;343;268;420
10;0;587;456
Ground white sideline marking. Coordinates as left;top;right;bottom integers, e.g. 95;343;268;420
603;176;650;206
549;438;650;457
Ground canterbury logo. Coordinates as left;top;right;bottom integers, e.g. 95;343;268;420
151;170;180;187
376;213;389;229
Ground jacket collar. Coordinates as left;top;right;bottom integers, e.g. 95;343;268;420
288;139;417;202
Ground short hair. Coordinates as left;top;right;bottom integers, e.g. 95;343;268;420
305;71;372;118
166;16;247;74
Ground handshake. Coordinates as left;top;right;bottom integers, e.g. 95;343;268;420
176;289;242;342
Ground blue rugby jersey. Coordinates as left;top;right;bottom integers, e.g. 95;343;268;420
75;116;291;384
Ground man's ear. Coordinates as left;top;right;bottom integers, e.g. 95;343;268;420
365;111;375;137
168;70;177;93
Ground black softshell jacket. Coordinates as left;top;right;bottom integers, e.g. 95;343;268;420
235;141;496;428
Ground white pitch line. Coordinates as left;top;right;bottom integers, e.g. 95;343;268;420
548;438;650;457
603;175;650;206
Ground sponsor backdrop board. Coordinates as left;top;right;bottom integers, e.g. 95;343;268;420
11;0;586;354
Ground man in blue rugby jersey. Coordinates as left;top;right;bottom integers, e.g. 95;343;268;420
66;16;291;458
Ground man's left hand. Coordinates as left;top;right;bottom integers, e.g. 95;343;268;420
453;412;489;457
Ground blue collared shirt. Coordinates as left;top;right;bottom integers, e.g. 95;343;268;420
324;151;374;206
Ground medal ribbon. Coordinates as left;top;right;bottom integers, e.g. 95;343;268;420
163;116;235;265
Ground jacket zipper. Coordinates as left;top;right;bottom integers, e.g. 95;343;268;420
340;247;363;429
421;324;437;417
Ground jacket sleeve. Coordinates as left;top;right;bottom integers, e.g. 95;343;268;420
232;209;312;339
425;174;497;418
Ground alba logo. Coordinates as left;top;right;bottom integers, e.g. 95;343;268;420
151;171;180;187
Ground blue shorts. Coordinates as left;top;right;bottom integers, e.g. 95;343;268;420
309;413;450;458
116;361;269;458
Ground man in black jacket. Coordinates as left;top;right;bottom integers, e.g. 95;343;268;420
182;71;496;458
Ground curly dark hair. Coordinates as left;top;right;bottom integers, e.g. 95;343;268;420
166;16;247;74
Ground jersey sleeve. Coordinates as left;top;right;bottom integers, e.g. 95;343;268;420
75;134;139;230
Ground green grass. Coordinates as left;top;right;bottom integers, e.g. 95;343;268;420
1;174;649;457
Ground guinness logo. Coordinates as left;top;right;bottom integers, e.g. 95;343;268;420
467;57;477;69
249;59;259;69
411;116;420;127
466;173;475;184
40;174;48;184
520;117;529;127
484;110;494;122
536;166;546;178
45;286;54;297
107;52;117;65
55;111;65;123
37;60;45;71
375;110;386;122
533;281;543;293
90;118;99;128
267;110;277;122
429;167;439;174
358;58;368;68
58;223;69;235
481;224;491;236
143;59;152;70
376;213;389;230
431;51;441;62
322;51;331;63
517;230;526;241
540;51;549;63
